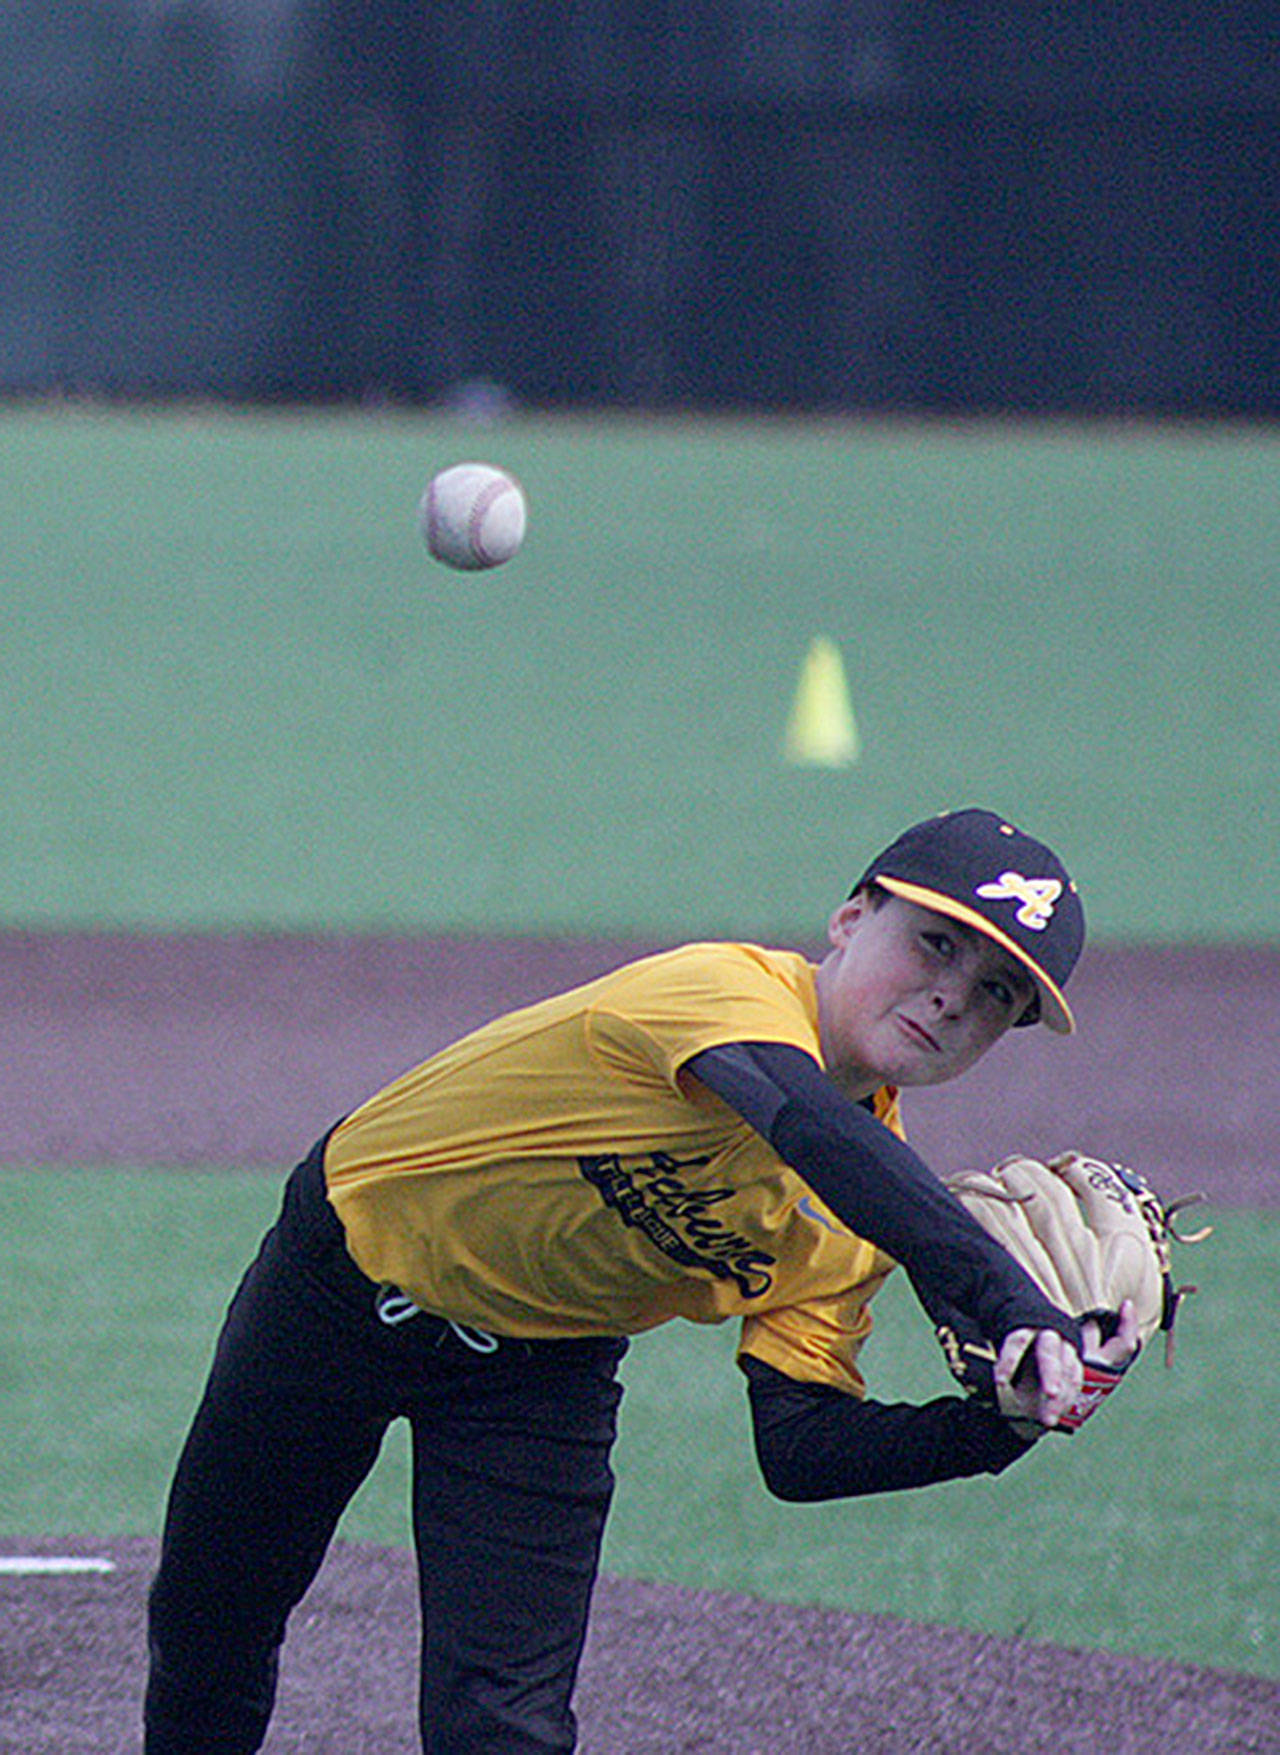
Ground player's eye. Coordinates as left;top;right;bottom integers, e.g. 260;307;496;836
983;971;1031;1014
921;931;955;960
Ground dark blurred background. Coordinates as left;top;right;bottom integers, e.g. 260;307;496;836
3;1;1278;412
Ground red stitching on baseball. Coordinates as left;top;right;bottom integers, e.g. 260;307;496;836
468;477;510;565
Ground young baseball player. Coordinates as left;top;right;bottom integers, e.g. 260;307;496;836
145;807;1122;1755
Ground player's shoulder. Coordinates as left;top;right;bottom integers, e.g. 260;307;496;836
590;942;820;1042
582;942;823;1081
607;940;815;996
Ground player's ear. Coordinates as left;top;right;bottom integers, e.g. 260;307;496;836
827;890;870;948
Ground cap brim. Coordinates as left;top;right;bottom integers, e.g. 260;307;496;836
873;876;1076;1034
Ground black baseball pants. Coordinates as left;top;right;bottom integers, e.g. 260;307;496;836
144;1135;628;1754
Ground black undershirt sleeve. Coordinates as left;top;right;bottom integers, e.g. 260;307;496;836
681;1039;1063;1500
741;1355;1033;1499
683;1039;1080;1348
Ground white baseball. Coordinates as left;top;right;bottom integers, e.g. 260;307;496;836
418;462;527;570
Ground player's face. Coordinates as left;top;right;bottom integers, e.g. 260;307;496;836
814;891;1035;1097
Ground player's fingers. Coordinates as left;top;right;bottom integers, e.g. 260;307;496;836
994;1327;1036;1391
1081;1301;1141;1367
1055;1331;1084;1405
1027;1329;1083;1426
1095;1298;1142;1367
995;1328;1084;1428
1033;1329;1065;1423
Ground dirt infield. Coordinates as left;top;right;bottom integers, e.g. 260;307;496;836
3;929;1278;1205
3;1536;1278;1755
4;929;1279;1753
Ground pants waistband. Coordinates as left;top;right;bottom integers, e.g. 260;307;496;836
287;1129;628;1370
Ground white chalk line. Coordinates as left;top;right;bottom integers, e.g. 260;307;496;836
0;1556;116;1576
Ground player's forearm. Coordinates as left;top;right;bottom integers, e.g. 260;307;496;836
685;1042;1080;1350
742;1355;1034;1502
768;1094;1079;1347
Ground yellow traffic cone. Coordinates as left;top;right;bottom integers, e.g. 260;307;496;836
784;638;860;768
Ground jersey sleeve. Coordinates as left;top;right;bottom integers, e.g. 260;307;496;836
585;943;822;1091
737;1270;894;1397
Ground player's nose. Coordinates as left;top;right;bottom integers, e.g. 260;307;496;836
929;966;975;1017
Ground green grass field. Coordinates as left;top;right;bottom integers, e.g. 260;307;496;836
3;408;1277;1686
4;407;1279;943
2;1165;1275;1679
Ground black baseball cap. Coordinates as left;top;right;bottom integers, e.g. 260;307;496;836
852;808;1085;1034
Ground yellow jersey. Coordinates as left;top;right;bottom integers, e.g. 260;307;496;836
325;942;903;1396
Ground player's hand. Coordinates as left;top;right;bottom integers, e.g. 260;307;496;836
1081;1298;1141;1369
994;1326;1084;1429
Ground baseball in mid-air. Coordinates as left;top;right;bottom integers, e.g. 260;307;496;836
418;461;527;570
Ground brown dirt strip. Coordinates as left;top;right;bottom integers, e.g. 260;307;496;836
3;1537;1277;1755
1;930;1276;1206
3;931;1278;1752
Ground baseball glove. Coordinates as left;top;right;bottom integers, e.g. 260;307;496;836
937;1151;1211;1434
